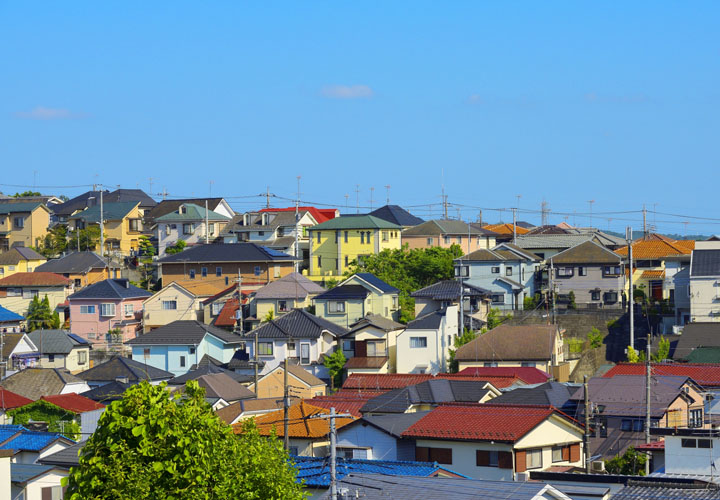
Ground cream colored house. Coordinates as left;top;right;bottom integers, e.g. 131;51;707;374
68;201;144;256
247;364;326;399
0;272;72;317
0;247;46;279
689;240;720;322
395;305;458;375
143;282;203;332
26;329;91;373
342;314;405;375
248;272;325;328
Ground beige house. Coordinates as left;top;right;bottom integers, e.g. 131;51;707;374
0;272;72;316
0;202;50;253
402;220;497;254
249;272;325;327
342;314;406;375
248;363;326;399
26;329;91;373
143;282;203;332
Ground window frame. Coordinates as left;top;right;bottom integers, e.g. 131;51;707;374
100;303;116;317
491;266;500;274
409;337;428;348
328;301;346;314
162;300;178;311
525;448;543;470
258;342;274;356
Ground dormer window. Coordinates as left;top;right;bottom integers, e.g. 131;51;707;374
179;205;187;214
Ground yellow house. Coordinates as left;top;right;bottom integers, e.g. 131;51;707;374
0;247;47;279
68;201;143;256
308;215;402;280
142;282;203;332
0;202;51;253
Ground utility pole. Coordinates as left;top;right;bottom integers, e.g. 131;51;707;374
253;327;259;391
310;407;352;500
344;194;349;213
266;187;271;209
512;208;517;245
588;200;595;228
584;375;591;473
627;227;634;350
645;340;651;476
237;270;243;332
99;189;104;257
550;259;556;325
295;176;301;273
283;356;290;451
161;187;168;200
148;177;154;196
642;204;647;238
355;185;360;214
205;200;209;244
369;187;374;210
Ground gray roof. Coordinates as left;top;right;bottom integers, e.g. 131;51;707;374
550;240;622;264
253;272;325;300
360;379;493;414
0;201;45;215
168;360;250;385
310;215;402;230
155;203;230;222
352;411;431;438
351;273;400;294
455;325;560;362
369;205;424;227
344;314;405;337
322;473;567;500
145;198;227;222
691;250;720;277
488;382;574;407
50;190;107;217
315;285;369;301
402;219;483;236
411;280;490;300
38;440;85;468
224;210;303;232
611;485;720;499
674;323;720;359
68;279;151;300
0;368;85;400
514;234;606;250
35;251;110;274
81;381;133;402
126;320;244;346
245;309;348;340
193;373;256;402
0;247;45;265
405;309;447;330
458;244;541;262
157;243;295;264
105;188;156;208
68;202;139;223
27;330;86;355
11;463;61;485
76;356;173;382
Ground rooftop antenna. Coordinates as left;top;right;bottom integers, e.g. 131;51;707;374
148;177;154;196
441;169;448;219
355;185;360;214
588;200;595;228
344;194;349;213
369;187;374;210
385;185;391;204
541;199;549;226
266;186;271;209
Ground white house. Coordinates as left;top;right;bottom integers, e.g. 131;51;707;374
689;240;720;322
154;203;231;256
395;305;458;374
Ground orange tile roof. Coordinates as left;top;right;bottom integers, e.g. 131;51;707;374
640;270;665;279
0;272;69;287
484;224;530;235
616;239;693;259
237;401;354;438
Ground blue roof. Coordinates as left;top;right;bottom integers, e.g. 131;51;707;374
354;273;399;294
0;425;26;443
67;333;90;345
11;463;56;484
0;305;24;322
0;430;66;451
292;456;464;488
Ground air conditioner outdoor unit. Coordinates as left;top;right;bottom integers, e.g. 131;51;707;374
591;461;606;473
516;472;530;482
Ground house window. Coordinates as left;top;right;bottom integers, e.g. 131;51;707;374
521;362;536;368
603;292;618;304
124;304;134;317
165;224;171;236
491;266;500;274
216;267;222;277
23;289;39;299
212;302;224;316
335;231;340;243
345;255;349;267
329;301;346;313
144;348;150;359
129;219;141;232
287;342;296;352
343;340;355;351
183;223;194;235
6;288;21;297
484;362;498;367
552;446;566;463
201;267;208;277
505;267;512;276
416;447;452;465
208;223;215;236
579;267;588;276
78;350;87;364
360;232;365;244
476;450;500;467
526;449;543;469
190;347;196;355
40;486;63;500
278;300;288;312
344;231;349;243
317;231;321;243
13;217;24;229
258;231;265;236
189;269;196;279
100;303;116;317
591;290;601;301
317;256;322;267
254;266;262;276
621;419;632;431
300;343;310;365
383;231;389;242
48;354;55;363
699;439;713;449
258;342;273;356
682;438;697;448
162;300;177;310
689;408;703;428
455;266;469;277
603;266;621;276
80;305;96;314
410;337;427;348
74;279;82;287
8;266;15;271
179;356;186;368
491;294;504;304
427;237;433;245
557;267;573;277
367;340;384;357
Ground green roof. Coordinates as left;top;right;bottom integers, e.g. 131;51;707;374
69;202;139;223
155;203;230;222
685;347;720;363
310;215;401;231
0;202;45;215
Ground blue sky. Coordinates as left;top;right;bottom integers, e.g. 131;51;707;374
1;2;718;234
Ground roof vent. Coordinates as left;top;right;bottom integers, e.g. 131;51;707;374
116;376;129;384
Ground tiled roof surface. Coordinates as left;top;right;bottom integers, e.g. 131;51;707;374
345;314;405;336
69;201;139;223
604;363;720;387
486;382;573;407
402;219;481;236
411;280;489;300
550;240;622;264
37;440;85;467
0;247;45;265
343;374;434;390
405;309;446;330
402;404;561;442
35;251;110;274
0;389;33;410
348;273;399;294
126;320;244;346
155;203;229;222
0;430;66;451
145;198;227;221
215;397;300;424
635;440;665;451
307;396;371;418
81;381;132;402
254;272;326;299
0;202;44;214
457;367;551;385
105;188;156;207
0;425;25;444
310;215;401;230
214;298;239;327
285;364;325;387
345;356;388;369
611;485;720;500
616;239;693;259
360;379;495;414
0;305;24;322
640;270;666;279
369;205;424;227
245;309;348;339
454;324;559;362
27;330;80;355
40;394;105;413
0;272;69;287
2;333;25;358
157;242;294;264
76;356;174;382
314;284;369;300
194;373;256;401
68;278;150;300
10;463;59;484
484;223;530;235
0;368;86;400
240;401;354;438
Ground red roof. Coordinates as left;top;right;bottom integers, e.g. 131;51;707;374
214;298;239;327
307;393;378;418
603;363;720;388
457;367;551;385
259;206;339;224
635;440;665;451
41;393;105;413
402;404;576;442
0;388;33;410
343;374;434;390
0;272;69;287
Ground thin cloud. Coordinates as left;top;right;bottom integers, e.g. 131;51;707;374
321;85;374;99
14;106;87;120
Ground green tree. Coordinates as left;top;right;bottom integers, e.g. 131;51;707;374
13;191;42;197
605;446;647;475
137;236;156;290
523;294;538;311
262;309;275;323
567;291;577;310
587;327;603;349
8;400;80;440
486;307;512;330
64;380;305;500
324;278;339;289
626;346;646;363
165;239;187;255
323;349;347;391
35;225;68;258
26;295;58;331
68;225;101;251
652;336;671;362
448;328;478;373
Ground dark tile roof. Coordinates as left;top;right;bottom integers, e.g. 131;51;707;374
0;247;45;265
360;379;494;414
254;272;326;299
314;284;369;301
11;463;62;484
37;440;85;468
27;330;83;355
126;320;245;346
105;188;156;207
674;323;720;359
603;362;720;388
144;198;227;222
369;205;424;227
411;280;489;300
245;309;348;340
76;356;173;382
67;279;151;300
353;273;399;294
68;202;139;223
345;314;405;336
611;485;720;499
50;190;107;217
168;361;250;385
550;240;622;264
35;251;109;274
455;324;560;362
487;382;574;407
691;249;720;277
215;397;299;424
155;203;229;222
405;309;447;330
193;373;256;401
354;411;431;438
81;381;133;402
157;242;294;264
467;223;500;236
2;333;25;358
402;219;483;236
0;368;85;400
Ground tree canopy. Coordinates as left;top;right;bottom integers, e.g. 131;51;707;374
165;239;187;255
345;244;464;322
8;400;79;440
323;349;346;391
605;446;647;475
13;191;42;197
64;380;305;500
26;295;61;331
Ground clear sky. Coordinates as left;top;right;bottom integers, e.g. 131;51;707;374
1;2;718;234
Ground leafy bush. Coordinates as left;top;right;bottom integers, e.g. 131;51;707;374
587;328;603;349
605;446;647;476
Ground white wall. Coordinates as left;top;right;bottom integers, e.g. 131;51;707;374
665;435;720;475
24;470;69;500
395;305;457;374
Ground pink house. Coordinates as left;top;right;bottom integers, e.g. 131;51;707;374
68;279;151;346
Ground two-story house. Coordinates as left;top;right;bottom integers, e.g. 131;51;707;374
0;272;72;317
142;282;204;332
52;188;156;223
0;248;46;279
247;272;325;329
154;203;231;256
395;306;459;374
34;251;117;289
402;220;497;254
0;202;50;252
244;308;347;380
127;320;245;376
454;243;541;311
308;215;402;280
144;198;234;227
26;329;91;373
314;273;400;328
156;243;296;297
68;202;144;256
341;314;405;375
549;240;624;309
411;280;490;330
68;279;151;345
688;240;720;322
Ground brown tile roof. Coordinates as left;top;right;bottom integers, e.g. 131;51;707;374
214;298;239;327
0;368;85;400
345;357;389;369
307;393;377;417
286;364;325;387
640;270;665;279
484;224;531;235
238;401;354;438
550;240;621;264
454;324;561;362
2;333;25;358
0;272;69;287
